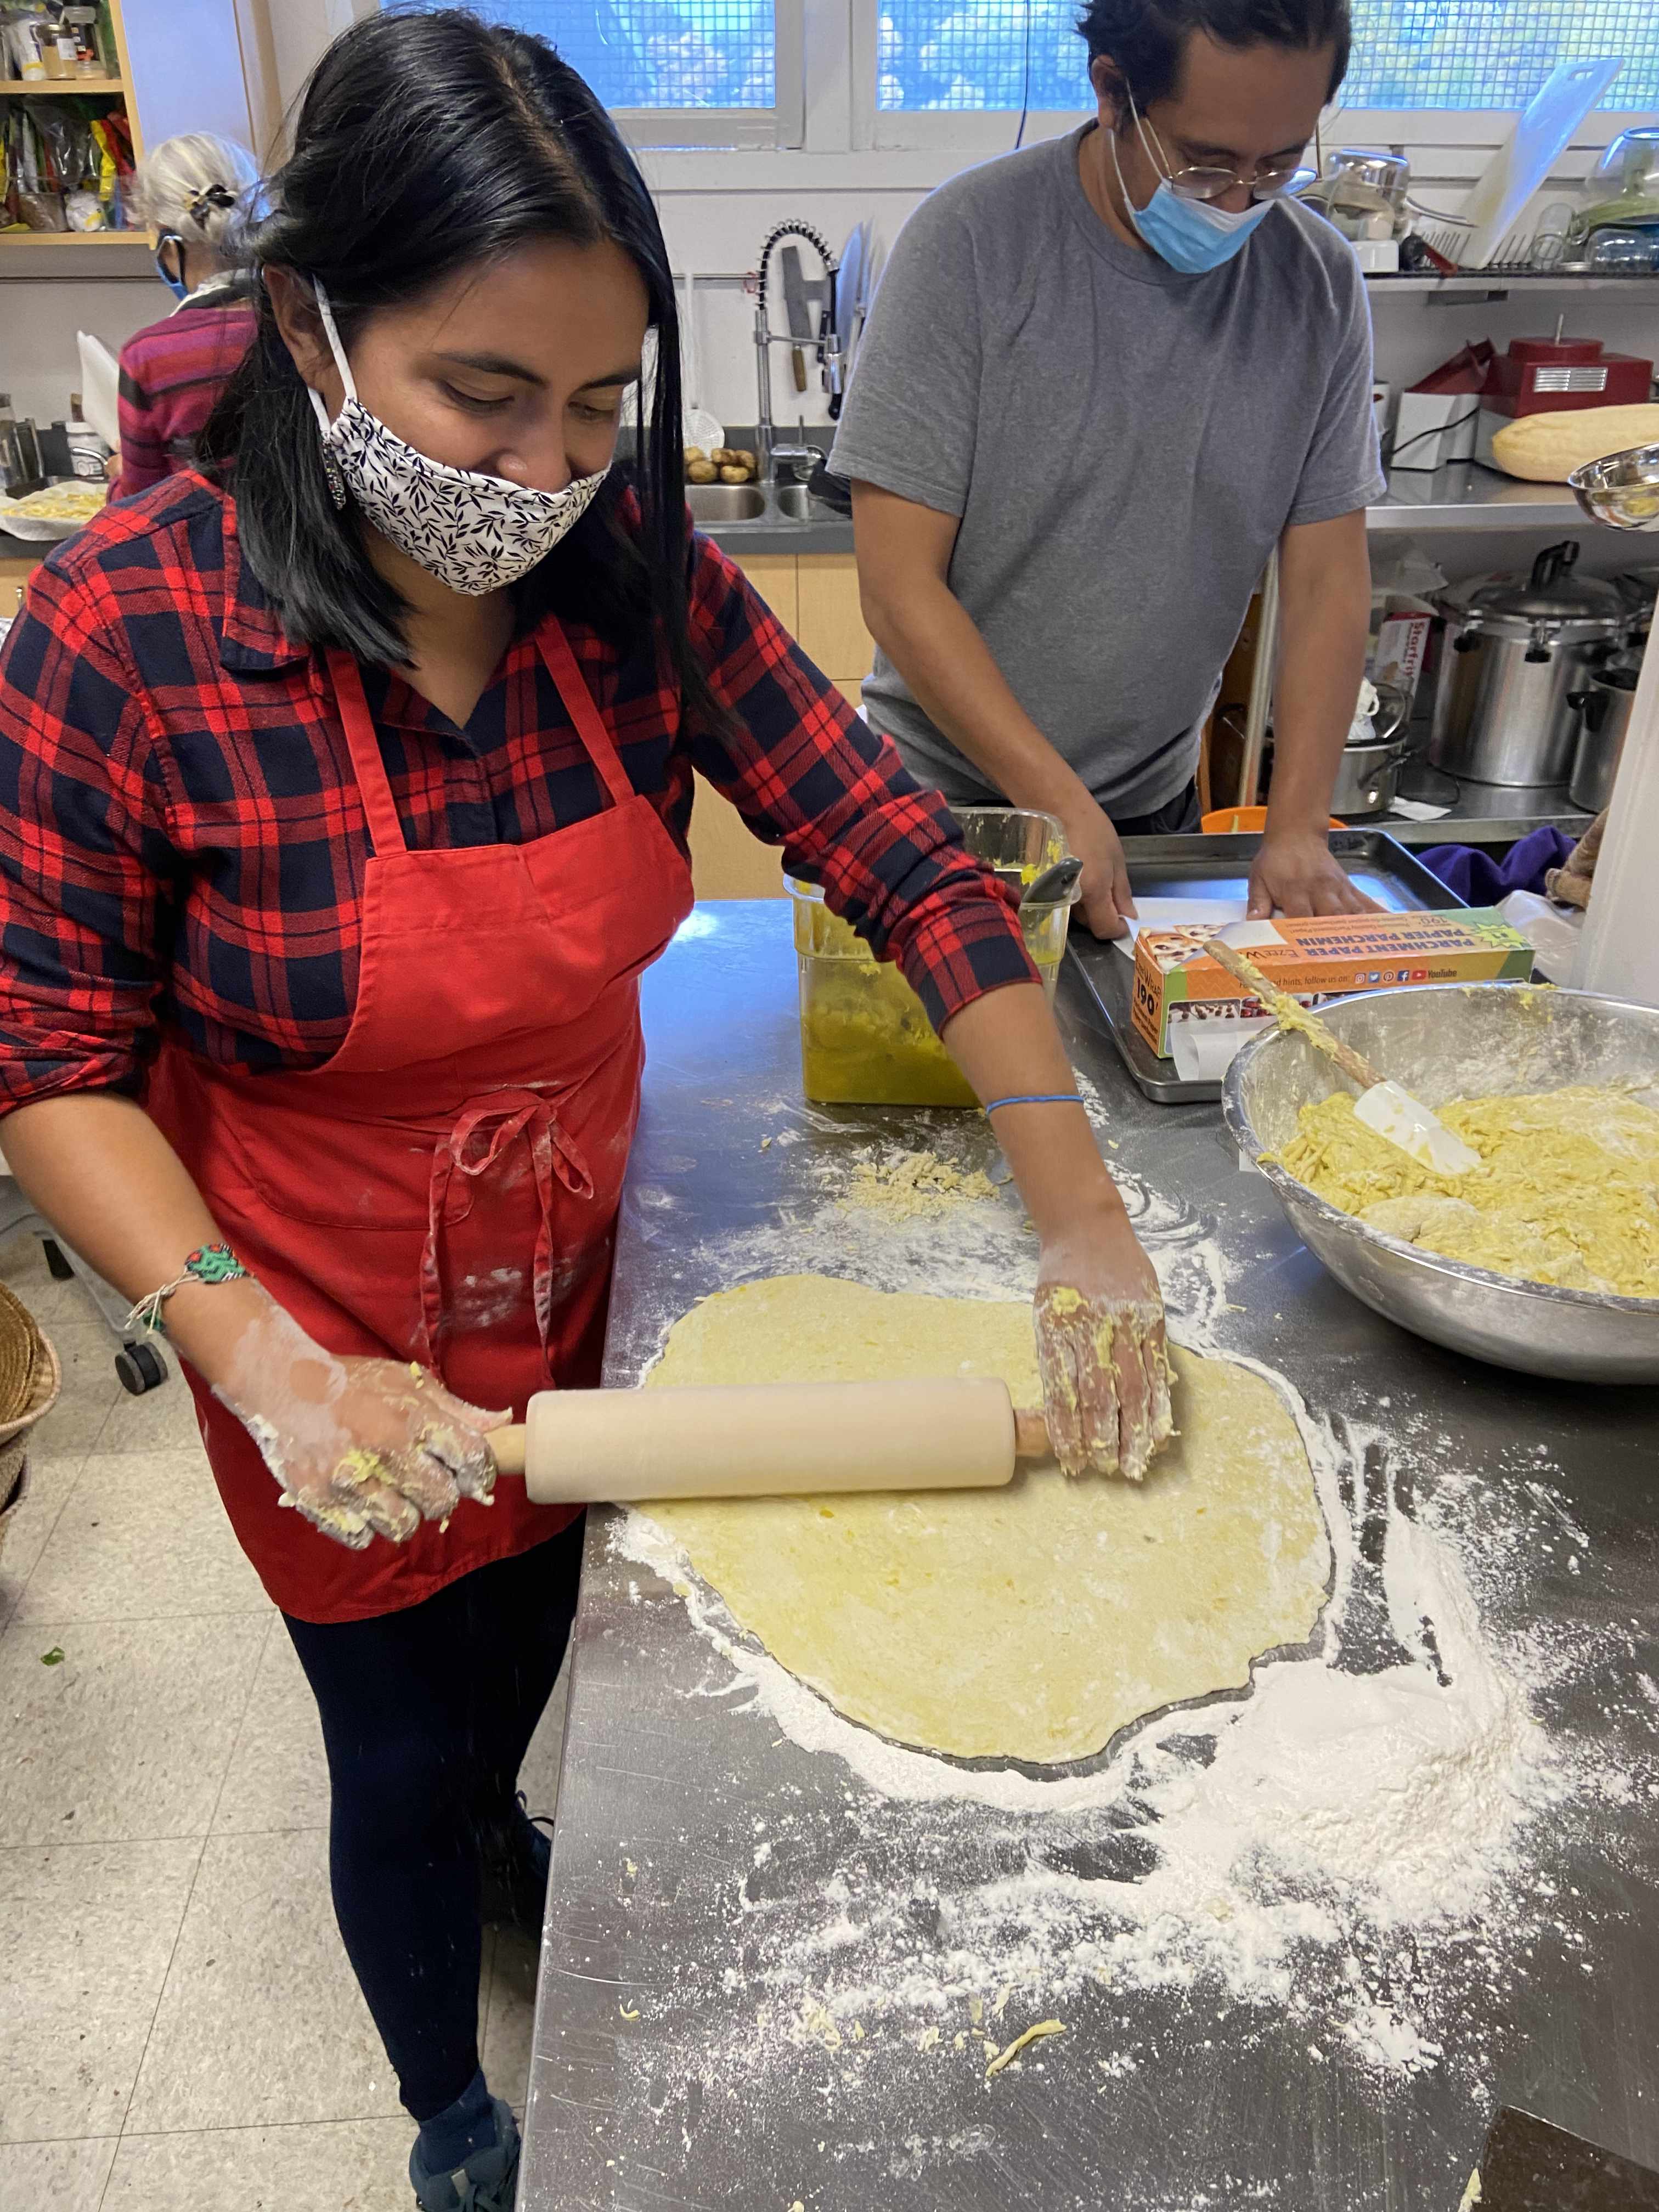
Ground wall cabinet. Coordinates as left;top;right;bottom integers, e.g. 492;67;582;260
0;0;258;276
689;548;873;901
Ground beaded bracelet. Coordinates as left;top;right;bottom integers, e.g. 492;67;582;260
982;1093;1085;1115
125;1243;249;1335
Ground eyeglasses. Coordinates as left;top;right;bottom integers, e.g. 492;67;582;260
1135;104;1316;206
1166;161;1318;204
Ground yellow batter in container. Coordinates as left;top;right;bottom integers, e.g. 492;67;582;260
1275;1084;1659;1297
791;808;1075;1108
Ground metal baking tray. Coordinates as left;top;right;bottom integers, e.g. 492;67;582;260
1066;830;1470;1105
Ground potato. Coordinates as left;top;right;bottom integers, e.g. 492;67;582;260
709;447;735;467
733;449;758;472
718;464;750;484
686;459;717;483
683;445;707;465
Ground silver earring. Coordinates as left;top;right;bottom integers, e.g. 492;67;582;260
320;440;348;512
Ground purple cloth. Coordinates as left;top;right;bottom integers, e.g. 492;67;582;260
1419;826;1578;904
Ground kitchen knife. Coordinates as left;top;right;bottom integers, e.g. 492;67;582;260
831;222;866;418
779;245;811;396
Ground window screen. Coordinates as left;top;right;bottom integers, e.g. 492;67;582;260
874;0;1659;111
404;0;776;109
1344;1;1659;109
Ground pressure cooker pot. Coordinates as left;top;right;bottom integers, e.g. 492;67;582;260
1429;541;1626;786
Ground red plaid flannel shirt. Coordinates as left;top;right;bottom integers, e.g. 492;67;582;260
0;475;1032;1109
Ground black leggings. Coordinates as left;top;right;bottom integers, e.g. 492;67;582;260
284;1520;584;2122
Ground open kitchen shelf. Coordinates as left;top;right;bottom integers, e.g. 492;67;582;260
0;77;125;94
1368;272;1659;297
0;230;151;272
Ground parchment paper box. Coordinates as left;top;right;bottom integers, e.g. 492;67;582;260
1130;909;1535;1060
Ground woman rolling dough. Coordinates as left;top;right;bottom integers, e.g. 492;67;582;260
0;12;1167;2207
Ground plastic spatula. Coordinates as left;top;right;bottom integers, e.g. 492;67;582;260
1203;936;1481;1175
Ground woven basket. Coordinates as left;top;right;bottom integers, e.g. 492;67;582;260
0;1294;61;1573
0;1278;42;1426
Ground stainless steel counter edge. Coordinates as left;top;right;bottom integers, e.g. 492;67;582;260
520;900;1659;2212
698;464;1624;558
0;462;1626;575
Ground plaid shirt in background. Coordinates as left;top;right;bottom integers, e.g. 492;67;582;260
0;476;1031;1110
112;297;257;500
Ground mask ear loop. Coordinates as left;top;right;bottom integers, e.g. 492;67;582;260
306;278;359;439
1125;88;1175;189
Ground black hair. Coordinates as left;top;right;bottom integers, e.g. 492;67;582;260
199;5;714;724
1076;0;1350;110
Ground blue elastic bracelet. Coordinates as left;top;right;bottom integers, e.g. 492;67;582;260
983;1092;1085;1115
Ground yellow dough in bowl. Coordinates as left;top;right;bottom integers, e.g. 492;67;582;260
1275;1085;1659;1297
639;1275;1331;1765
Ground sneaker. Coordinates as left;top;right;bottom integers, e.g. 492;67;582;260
409;2096;520;2210
477;1792;552;1937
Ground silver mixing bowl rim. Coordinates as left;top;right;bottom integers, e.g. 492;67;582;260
1220;981;1659;1318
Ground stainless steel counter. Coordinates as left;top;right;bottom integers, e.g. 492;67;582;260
1367;777;1592;847
696;462;1624;560
1367;462;1622;537
521;902;1659;2212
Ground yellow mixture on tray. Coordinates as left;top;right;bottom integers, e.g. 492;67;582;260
1275;1084;1659;1297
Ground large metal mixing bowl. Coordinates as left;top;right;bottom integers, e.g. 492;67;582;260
1222;984;1659;1383
1570;443;1659;532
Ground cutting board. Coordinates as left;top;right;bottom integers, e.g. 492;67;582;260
1454;60;1623;267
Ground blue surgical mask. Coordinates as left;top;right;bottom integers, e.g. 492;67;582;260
154;231;188;302
1109;117;1276;275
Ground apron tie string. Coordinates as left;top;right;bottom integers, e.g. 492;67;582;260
421;1089;595;1366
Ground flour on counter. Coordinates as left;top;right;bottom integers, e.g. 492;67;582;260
842;1147;998;1222
611;1102;1640;2103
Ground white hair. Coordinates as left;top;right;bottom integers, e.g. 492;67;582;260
131;132;258;251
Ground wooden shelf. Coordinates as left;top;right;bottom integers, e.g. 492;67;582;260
0;229;148;245
0;77;125;94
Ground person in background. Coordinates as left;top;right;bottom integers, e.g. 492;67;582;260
111;132;258;499
833;0;1385;938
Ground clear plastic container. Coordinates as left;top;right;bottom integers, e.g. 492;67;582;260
790;806;1077;1107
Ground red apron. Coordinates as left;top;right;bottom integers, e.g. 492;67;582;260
146;625;693;1623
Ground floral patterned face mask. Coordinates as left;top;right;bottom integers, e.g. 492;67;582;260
306;280;609;596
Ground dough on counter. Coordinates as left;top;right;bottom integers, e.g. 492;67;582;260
639;1275;1331;1765
1275;1084;1659;1297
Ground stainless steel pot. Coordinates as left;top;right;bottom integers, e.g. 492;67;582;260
1429;541;1626;786
1567;662;1639;809
1329;681;1409;815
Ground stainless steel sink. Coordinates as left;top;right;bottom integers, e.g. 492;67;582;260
683;481;825;528
685;483;766;523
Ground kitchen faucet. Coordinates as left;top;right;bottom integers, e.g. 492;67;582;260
747;222;842;484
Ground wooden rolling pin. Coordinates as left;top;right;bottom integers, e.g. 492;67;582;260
486;1379;1053;1503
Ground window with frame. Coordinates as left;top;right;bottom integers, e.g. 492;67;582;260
398;0;802;145
870;0;1659;114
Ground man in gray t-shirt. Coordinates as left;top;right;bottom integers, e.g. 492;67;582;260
831;0;1385;938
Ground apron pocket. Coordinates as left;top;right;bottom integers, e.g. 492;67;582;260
218;1105;437;1232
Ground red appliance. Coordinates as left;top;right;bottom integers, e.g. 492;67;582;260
1483;334;1654;417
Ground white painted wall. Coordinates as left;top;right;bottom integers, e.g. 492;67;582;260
1;276;169;427
2;0;1655;495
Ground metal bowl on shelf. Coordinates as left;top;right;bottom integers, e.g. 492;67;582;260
1569;443;1659;532
1223;984;1659;1384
